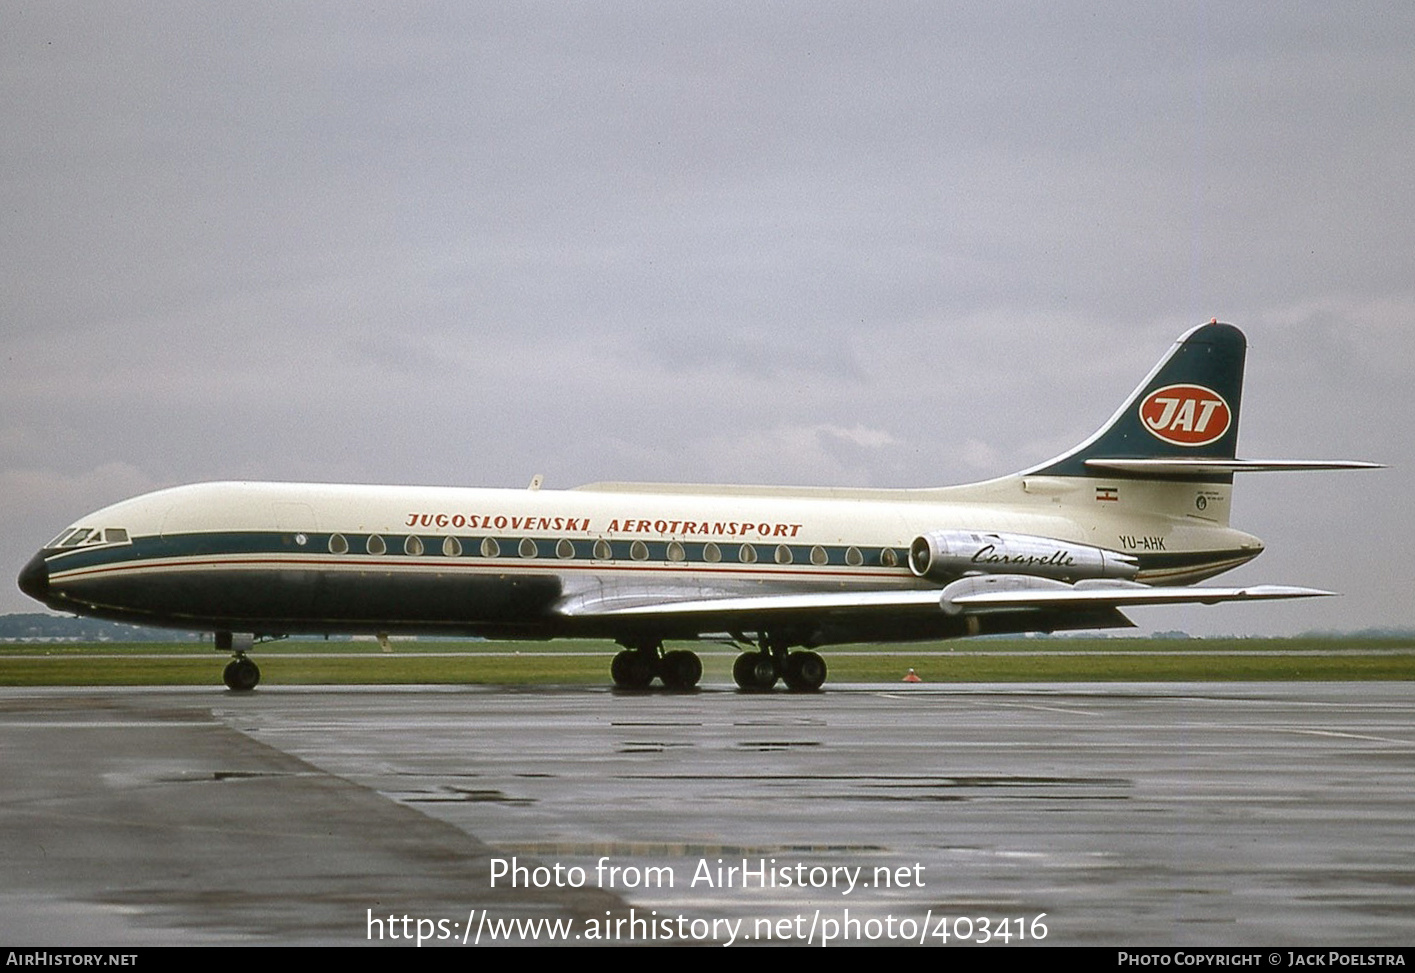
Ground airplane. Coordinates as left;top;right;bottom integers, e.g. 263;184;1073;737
16;321;1379;692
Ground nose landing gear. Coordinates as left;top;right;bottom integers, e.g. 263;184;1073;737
222;655;261;691
216;632;261;691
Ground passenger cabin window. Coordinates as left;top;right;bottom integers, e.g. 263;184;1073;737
556;539;575;559
367;535;387;555
846;546;864;567
880;547;898;568
630;540;649;561
703;542;722;563
519;538;538;558
666;541;685;562
481;537;501;558
775;544;793;564
329;533;349;555
443;537;462;557
810;545;828;565
404;536;424;556
738;544;757;564
593;539;612;560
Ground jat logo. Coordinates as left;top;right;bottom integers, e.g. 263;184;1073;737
1138;384;1231;446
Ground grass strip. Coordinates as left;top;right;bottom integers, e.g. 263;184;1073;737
1;637;1410;686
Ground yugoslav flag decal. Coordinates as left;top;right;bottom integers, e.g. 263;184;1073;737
1138;384;1232;446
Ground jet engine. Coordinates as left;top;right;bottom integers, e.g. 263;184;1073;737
908;529;1138;583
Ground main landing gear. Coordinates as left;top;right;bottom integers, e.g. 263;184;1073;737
733;642;827;692
610;641;703;691
216;632;260;691
609;636;828;692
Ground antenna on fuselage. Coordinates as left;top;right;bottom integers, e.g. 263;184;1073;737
528;473;544;491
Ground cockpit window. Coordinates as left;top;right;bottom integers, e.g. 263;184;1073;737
48;526;131;549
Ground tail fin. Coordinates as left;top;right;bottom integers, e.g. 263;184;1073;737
1027;321;1380;484
1027;321;1246;481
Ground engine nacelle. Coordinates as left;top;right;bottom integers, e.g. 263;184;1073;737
908;529;1138;583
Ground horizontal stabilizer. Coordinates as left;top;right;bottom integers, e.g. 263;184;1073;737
1085;458;1383;475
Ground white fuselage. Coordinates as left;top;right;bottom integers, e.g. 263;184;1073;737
25;474;1262;643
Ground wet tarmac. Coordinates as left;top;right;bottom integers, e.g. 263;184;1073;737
2;682;1412;946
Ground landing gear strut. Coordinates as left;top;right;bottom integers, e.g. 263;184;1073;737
610;641;702;691
216;631;260;691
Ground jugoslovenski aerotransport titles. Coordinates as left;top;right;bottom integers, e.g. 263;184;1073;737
17;322;1378;691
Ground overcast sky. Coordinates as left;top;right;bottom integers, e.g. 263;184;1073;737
2;2;1409;635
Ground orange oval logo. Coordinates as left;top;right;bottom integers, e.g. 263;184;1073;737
1138;384;1231;446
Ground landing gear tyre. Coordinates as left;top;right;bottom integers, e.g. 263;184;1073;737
659;650;702;691
782;651;827;692
611;650;654;690
732;652;755;689
610;650;633;688
733;652;778;691
223;657;260;691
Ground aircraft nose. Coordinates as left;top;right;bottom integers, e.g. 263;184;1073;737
17;552;49;601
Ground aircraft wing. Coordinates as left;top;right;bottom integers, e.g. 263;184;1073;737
936;576;1333;614
557;576;1333;621
558;588;950;619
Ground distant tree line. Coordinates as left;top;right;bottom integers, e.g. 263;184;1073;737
0;613;204;642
